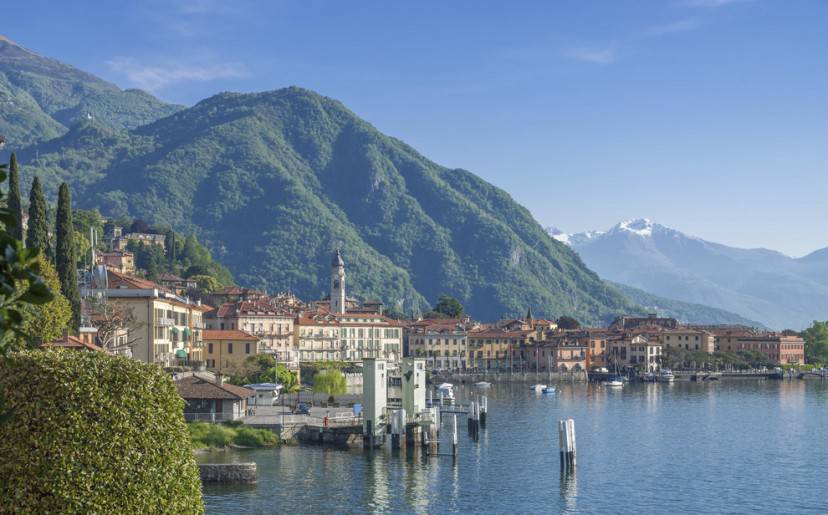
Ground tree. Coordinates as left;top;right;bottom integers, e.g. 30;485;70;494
312;369;346;403
432;294;464;318
165;230;176;263
55;183;81;330
556;316;581;330
17;255;71;346
6;153;22;241
802;321;828;364
26;177;51;259
87;298;145;354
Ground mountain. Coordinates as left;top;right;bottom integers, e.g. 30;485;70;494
0;38;642;324
609;281;765;328
0;35;181;148
554;219;828;330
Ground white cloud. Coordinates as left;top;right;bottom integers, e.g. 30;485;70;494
106;57;249;92
683;0;752;7
561;45;617;65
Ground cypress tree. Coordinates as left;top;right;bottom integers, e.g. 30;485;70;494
7;153;23;241
26;176;51;258
55;183;81;330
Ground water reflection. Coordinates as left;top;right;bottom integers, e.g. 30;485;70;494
560;471;578;513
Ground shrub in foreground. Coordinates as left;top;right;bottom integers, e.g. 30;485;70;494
0;350;203;514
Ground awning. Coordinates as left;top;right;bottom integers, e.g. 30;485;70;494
182;328;192;337
175;349;188;359
170;327;180;334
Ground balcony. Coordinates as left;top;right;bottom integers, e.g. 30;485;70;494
157;317;175;327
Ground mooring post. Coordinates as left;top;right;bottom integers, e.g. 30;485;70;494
568;418;577;468
480;396;487;429
391;410;400;450
559;418;576;471
452;414;458;457
400;408;407;449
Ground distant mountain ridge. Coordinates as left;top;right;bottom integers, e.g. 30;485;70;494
0;35;182;147
553;218;828;330
0;38;644;324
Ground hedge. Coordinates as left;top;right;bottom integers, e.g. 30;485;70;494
0;349;203;513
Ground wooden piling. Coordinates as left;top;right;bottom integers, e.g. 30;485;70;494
480;396;487;429
452;414;458;457
558;418;576;472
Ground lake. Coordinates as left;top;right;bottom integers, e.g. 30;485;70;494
201;380;828;514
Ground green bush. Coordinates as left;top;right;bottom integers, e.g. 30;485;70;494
189;422;237;449
233;427;279;448
0;349;203;514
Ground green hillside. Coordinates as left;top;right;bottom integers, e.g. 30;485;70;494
10;86;641;323
611;281;765;328
0;35;181;147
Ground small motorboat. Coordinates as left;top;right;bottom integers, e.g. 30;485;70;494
542;385;556;394
659;369;675;383
602;376;624;387
435;383;455;404
473;381;492;389
530;384;547;393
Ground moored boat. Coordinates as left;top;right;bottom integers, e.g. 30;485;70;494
659;369;675;383
530;384;547;393
603;376;624;387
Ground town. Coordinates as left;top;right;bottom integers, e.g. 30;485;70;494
64;222;805;382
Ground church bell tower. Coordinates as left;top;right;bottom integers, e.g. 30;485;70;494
331;249;346;314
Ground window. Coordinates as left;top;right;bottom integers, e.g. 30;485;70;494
228;343;233;354
245;343;251;354
208;343;213;353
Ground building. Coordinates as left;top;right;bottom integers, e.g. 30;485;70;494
362;358;388;440
95;250;134;274
202;329;260;373
112;232;166;250
175;374;253;422
629;335;662;372
42;332;107;353
585;329;613;370
716;332;805;365
157;273;197;296
202;286;268;308
661;329;715;354
468;327;541;370
330;249;346;315
82;270;209;366
612;314;678;331
337;313;404;363
207;300;297;370
295;312;342;361
407;319;471;371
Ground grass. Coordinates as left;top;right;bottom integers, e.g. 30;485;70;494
188;422;279;449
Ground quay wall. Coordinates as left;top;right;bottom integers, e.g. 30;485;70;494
199;463;257;484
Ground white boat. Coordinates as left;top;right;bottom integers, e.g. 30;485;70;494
530;384;547;392
473;381;492;389
542;385;556;394
602;376;624;387
435;383;455;403
659;369;675;383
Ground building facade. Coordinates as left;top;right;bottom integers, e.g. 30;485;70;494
203;329;260;373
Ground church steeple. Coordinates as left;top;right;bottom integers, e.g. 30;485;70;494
331;249;346;314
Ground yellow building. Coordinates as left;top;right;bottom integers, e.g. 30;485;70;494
202;329;260;373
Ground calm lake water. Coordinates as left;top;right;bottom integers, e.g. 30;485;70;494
201;380;828;514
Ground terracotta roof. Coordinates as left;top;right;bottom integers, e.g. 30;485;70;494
202;330;258;341
107;269;166;291
43;335;108;353
175;375;254;400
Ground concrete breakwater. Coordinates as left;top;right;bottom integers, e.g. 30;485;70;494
199;463;257;484
431;371;588;383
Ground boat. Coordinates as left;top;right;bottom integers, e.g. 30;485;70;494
435;383;455;404
542;385;556;394
658;369;675;383
473;381;492;389
602;376;624;387
530;384;547;393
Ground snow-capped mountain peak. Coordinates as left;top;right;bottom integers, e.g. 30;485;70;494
613;218;654;237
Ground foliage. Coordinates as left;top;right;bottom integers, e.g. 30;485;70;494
0;349;203;513
556;316;581;330
16;254;71;346
55;183;81;330
430;294;464;319
187;422;278;449
26;176;52;258
7;153;23;241
802;321;828;365
312;369;346;397
225;354;300;392
16;87;640;325
127;229;233;287
233;427;279;447
0;163;53;356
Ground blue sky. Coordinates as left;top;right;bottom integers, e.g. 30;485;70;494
7;0;828;256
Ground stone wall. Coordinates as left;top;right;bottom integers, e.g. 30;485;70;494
199;463;257;484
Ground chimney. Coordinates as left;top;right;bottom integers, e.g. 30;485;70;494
216;373;224;386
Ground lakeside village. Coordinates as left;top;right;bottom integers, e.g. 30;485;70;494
51;221;812;424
